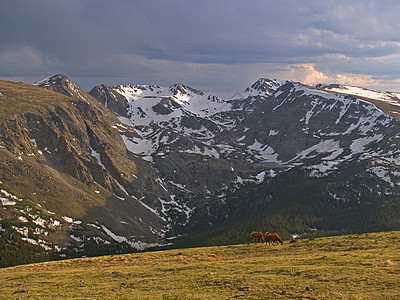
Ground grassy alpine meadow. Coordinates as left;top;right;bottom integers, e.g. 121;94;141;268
0;231;399;299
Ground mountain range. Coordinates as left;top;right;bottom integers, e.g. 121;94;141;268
1;74;400;266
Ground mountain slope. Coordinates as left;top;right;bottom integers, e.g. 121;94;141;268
2;75;400;267
0;76;178;266
90;78;400;237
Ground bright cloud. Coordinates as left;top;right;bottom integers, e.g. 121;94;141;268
274;63;393;92
334;74;375;87
280;64;331;85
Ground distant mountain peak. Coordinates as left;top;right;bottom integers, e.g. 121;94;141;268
34;74;68;88
229;78;287;100
169;83;204;97
34;74;89;99
246;78;286;93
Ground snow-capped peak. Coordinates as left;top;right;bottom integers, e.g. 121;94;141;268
111;84;163;101
169;83;204;97
108;82;232;128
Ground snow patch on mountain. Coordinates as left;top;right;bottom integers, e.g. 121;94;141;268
89;147;106;170
348;135;383;157
248;139;280;162
34;75;63;88
0;189;22;206
323;85;400;106
101;225;163;251
291;139;343;162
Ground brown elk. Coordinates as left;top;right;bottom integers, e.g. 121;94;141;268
251;231;264;243
265;232;283;245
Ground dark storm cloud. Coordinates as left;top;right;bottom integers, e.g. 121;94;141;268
1;0;400;93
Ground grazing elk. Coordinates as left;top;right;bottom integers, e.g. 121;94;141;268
251;231;264;243
265;232;283;245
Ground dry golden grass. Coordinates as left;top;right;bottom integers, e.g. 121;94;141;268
0;80;68;116
0;231;399;299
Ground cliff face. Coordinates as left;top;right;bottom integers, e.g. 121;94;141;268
89;84;129;117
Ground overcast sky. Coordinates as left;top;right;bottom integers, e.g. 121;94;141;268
1;0;400;96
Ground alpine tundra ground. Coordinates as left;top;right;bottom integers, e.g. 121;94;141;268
0;231;399;299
